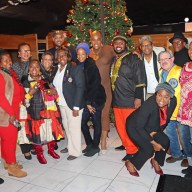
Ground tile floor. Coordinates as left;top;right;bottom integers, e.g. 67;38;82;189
0;125;184;192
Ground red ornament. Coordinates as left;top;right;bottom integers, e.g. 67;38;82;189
69;9;75;15
114;29;119;36
81;0;88;4
66;31;72;38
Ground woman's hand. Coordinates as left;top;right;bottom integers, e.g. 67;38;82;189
151;140;165;152
87;105;96;114
47;87;57;95
28;83;39;96
72;109;79;117
9;115;16;124
134;98;141;109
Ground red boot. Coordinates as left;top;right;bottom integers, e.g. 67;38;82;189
47;141;60;159
34;145;47;164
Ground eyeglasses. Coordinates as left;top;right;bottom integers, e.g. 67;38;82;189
141;43;152;48
159;58;171;63
172;40;183;45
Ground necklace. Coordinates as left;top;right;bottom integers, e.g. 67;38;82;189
91;47;102;61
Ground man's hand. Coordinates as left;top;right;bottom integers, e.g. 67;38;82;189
151;140;165;152
134;98;141;109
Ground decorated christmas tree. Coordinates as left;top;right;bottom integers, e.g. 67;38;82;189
65;0;135;50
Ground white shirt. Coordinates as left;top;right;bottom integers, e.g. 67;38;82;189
144;55;158;94
53;65;67;107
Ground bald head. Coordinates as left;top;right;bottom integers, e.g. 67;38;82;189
90;31;103;50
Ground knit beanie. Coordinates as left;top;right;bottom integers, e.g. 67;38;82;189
155;82;175;98
76;43;90;54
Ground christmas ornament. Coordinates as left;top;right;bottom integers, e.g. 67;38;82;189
66;19;71;23
127;26;133;36
124;16;128;22
81;0;88;4
114;29;119;36
69;9;75;15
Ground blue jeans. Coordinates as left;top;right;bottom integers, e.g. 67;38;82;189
166;120;182;158
178;123;192;162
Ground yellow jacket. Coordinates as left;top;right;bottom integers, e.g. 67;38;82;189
159;65;182;120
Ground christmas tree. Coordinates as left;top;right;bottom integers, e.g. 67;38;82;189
65;0;135;50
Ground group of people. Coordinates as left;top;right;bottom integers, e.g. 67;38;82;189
0;30;192;185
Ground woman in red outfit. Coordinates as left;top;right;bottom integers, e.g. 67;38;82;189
0;50;27;178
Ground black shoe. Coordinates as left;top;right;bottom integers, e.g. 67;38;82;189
82;145;92;153
30;150;36;155
0;178;4;184
84;147;100;157
184;171;192;179
182;166;192;174
54;143;59;150
24;153;32;160
60;147;68;153
115;145;125;151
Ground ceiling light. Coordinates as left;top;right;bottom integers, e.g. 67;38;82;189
184;17;189;23
8;0;31;6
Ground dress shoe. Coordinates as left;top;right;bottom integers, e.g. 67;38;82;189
7;163;27;178
82;145;92;153
184;172;192;179
181;159;189;167
24;153;32;160
182;166;192;174
30;150;36;155
166;156;183;163
67;155;77;160
60;148;68;153
150;159;164;175
115;145;125;151
0;178;4;184
125;160;139;177
84;147;100;157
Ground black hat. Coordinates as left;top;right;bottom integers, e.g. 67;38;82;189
169;32;188;44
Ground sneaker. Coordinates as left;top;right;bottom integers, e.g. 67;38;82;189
166;156;183;163
181;159;189;167
115;145;125;151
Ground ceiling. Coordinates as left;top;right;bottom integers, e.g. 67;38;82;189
0;0;192;38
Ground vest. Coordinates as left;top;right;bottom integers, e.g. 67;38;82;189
0;70;14;126
159;65;182;120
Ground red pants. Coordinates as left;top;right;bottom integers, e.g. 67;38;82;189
113;107;138;154
0;124;17;163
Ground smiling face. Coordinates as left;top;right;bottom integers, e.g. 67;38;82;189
0;53;12;70
156;89;171;108
18;44;31;62
90;32;102;50
29;60;41;79
159;52;174;71
41;54;53;71
172;38;186;52
52;34;64;48
113;39;127;55
57;50;68;67
140;39;153;56
77;48;88;63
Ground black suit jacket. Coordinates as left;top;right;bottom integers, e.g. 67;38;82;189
61;63;85;110
126;94;177;142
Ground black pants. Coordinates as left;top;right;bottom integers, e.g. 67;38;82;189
127;127;170;170
20;144;33;154
81;103;103;148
